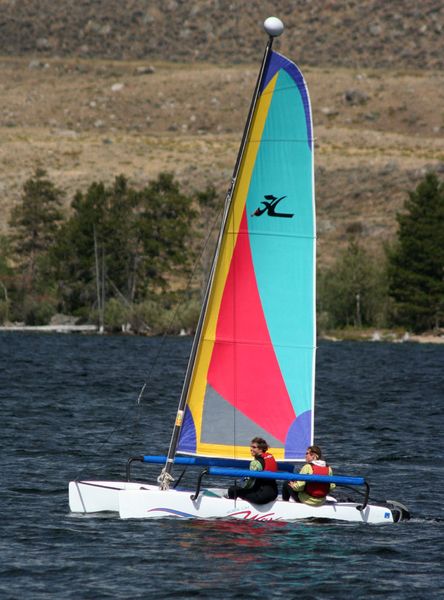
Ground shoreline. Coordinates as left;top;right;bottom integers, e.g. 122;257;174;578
0;324;443;344
321;328;444;344
322;333;444;345
0;324;97;333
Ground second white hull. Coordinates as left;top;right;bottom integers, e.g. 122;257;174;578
69;480;397;524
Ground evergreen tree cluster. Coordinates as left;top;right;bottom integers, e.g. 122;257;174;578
1;169;216;332
0;169;442;335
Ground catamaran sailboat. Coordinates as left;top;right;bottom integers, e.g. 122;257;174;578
69;17;409;524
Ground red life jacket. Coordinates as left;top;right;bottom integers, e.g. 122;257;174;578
261;452;278;472
304;463;330;498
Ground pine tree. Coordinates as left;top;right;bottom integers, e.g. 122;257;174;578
388;172;444;332
137;172;197;295
0;235;14;323
9;168;63;292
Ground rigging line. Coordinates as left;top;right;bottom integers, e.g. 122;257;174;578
106;277;151;333
74;202;224;481
173;468;187;489
159;35;276;488
232;192;237;460
135;200;225;407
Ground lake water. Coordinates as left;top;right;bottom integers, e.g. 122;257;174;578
0;332;442;599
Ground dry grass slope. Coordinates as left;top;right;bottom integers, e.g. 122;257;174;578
0;1;443;266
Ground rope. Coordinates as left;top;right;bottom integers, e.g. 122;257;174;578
173;468;187;489
136;200;223;406
73;199;224;481
157;468;175;490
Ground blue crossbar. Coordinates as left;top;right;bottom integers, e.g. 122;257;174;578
208;466;366;487
141;455;365;486
142;454;294;472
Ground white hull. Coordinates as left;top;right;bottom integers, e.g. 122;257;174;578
69;480;397;524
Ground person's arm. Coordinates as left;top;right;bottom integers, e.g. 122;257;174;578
249;458;264;472
328;466;336;490
288;463;311;491
243;457;264;489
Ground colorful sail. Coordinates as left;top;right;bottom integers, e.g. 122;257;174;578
178;50;315;462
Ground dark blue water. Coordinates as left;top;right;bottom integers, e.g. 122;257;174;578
0;332;442;599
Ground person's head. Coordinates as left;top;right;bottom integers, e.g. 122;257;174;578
305;445;322;462
250;437;268;456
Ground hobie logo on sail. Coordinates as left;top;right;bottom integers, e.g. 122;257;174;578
251;194;294;218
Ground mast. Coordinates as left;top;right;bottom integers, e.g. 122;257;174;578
158;17;285;489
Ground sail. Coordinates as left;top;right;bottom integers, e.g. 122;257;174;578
178;50;315;462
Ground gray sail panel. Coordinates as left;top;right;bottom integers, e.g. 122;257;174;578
201;384;284;448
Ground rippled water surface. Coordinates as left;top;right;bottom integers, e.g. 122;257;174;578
0;333;442;599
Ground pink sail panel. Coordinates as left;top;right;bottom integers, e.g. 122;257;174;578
207;209;296;444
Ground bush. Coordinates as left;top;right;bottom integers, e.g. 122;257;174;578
103;298;131;332
318;241;389;330
21;296;57;325
174;297;200;333
126;294;200;335
129;300;167;335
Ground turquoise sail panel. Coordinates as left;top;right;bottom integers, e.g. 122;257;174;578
247;52;315;457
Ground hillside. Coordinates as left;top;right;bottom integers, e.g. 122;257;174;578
0;1;443;267
1;0;443;70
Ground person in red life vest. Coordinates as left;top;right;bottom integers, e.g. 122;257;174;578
227;437;278;504
282;445;335;506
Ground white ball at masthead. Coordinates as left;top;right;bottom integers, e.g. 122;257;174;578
263;17;284;37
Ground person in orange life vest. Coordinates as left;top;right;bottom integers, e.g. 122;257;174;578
282;445;335;506
227;437;278;504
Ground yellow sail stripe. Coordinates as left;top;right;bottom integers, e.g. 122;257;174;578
193;443;286;461
197;440;285;460
186;74;278;452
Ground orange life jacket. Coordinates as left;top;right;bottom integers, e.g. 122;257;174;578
304;463;330;498
261;452;278;472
